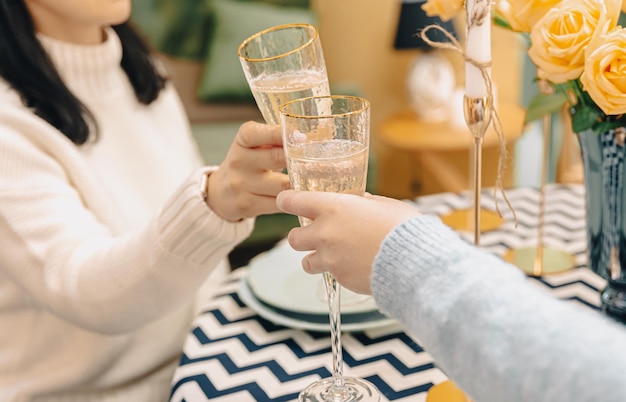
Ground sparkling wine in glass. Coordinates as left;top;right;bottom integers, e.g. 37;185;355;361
238;23;330;124
280;95;380;402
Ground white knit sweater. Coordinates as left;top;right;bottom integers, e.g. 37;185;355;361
0;29;253;401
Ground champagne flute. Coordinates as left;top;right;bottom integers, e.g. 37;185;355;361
240;23;372;308
238;23;330;124
280;95;380;402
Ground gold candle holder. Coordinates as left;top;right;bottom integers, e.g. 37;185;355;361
503;102;575;275
463;95;492;245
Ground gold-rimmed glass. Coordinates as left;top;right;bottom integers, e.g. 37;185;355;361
280;95;380;402
238;23;330;124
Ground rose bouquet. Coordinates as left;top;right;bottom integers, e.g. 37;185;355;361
424;0;626;322
422;0;626;135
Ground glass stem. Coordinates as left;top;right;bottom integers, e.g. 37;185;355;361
323;271;345;391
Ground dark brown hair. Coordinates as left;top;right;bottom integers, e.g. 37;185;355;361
0;0;167;145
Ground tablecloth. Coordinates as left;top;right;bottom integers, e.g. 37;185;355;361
169;184;606;402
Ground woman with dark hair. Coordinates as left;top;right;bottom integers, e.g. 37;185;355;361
0;1;289;400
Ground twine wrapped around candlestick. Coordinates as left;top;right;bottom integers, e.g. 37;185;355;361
419;24;518;225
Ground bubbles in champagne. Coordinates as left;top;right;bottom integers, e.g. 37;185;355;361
249;70;330;124
286;139;368;197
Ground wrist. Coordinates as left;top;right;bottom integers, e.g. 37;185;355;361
200;165;220;204
201;166;244;222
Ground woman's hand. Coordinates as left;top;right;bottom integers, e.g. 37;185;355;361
207;121;290;221
276;190;420;294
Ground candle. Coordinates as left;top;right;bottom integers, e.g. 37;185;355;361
465;0;492;98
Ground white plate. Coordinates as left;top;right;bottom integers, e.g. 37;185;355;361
238;280;399;332
246;239;379;315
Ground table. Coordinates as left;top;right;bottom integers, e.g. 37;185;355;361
377;102;525;196
169;185;606;402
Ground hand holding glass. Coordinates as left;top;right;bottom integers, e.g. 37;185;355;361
238;23;330;124
280;95;380;402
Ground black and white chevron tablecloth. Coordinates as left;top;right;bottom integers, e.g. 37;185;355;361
169;185;606;402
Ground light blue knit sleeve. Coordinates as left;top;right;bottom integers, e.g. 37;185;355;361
371;215;626;402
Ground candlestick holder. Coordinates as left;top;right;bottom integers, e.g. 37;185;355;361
426;0;492;398
440;207;503;234
441;95;501;234
463;95;492;245
504;107;575;275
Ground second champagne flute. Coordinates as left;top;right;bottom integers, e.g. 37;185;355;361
238;23;330;124
280;95;380;402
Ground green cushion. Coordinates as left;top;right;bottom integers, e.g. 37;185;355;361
131;0;214;60
197;0;316;103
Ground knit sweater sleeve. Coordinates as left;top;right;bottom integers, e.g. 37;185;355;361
0;120;253;335
371;215;626;402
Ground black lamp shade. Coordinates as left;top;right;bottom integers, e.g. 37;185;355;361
394;0;457;50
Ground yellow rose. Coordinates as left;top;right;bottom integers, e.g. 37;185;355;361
580;28;626;115
605;0;624;22
622;0;626;13
528;0;620;84
496;0;562;33
421;0;463;22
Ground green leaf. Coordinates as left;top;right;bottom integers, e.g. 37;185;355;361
524;91;569;123
594;120;626;135
570;103;602;133
492;12;512;30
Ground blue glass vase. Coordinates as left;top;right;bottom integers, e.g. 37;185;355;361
578;127;626;324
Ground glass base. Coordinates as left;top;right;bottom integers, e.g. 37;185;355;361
299;377;380;402
440;208;503;233
503;246;575;276
426;380;472;402
601;281;626;325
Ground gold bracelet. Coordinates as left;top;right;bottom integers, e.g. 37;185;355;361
199;166;220;202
